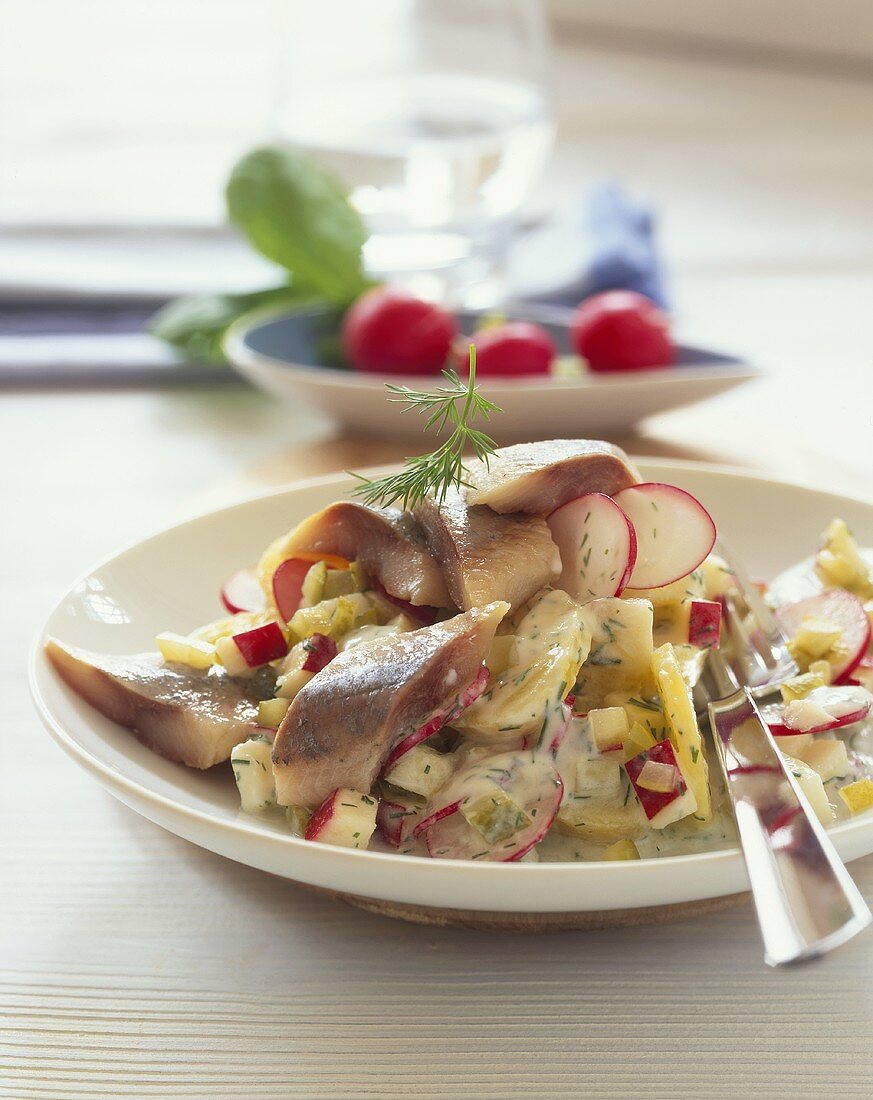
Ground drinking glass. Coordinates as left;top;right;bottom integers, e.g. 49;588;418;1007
271;0;554;303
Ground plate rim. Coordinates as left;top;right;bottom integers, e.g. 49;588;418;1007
28;459;873;911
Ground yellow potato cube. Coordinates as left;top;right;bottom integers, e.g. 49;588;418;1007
788;617;842;662
839;778;873;816
257;697;291;729
779;671;827;704
155;631;215;671
601;839;640;861
384;745;454;800
797;739;849;782
589;706;629;754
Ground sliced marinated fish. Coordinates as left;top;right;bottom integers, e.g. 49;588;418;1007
413;488;560;611
272;502;452;608
464;439;641;515
272;601;509;809
45;639;267;769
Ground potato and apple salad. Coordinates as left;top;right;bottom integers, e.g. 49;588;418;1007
45;440;873;864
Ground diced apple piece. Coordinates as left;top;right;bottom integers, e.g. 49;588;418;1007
687;600;721;649
796;739;850;782
155;632;215;671
762;685;872;735
227;621;287;669
780;671;828;703
384;744;454;799
601;839;640;861
588;706;628;754
231;737;276;812
781;755;834;825
215;634;254;677
555;795;645;841
839;778;873;816
376;794;422;848
462;786;532;845
286;804;311;837
275;666;314;700
300;632;338;673
574;757;623;798
257;697;291;729
651;643;712;823
636;758;678;793
304;788;378;849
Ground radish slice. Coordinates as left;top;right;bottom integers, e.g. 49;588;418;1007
221;568;266;615
547;493;637;602
272;558;312;622
775;589;871;681
383;665;489;770
762;685;872;735
373;581;437;625
614;482;717;590
419;751;563;861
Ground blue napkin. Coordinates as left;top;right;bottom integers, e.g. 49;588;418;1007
508;181;668;309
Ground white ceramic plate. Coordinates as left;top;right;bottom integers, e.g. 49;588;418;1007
224;305;757;441
30;461;873;915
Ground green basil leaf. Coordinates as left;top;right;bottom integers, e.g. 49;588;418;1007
150;284;312;364
226;146;370;304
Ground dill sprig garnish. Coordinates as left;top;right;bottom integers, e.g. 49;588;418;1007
349;346;502;509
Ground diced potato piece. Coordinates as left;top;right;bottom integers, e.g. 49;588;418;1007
781;755;834;826
462;786;531;845
231;738;275;812
815;518;873;595
622;720;661;761
809;659;833;685
797;739;850;782
190;610;274;646
589;706;628;754
286;805;311;837
698;554;735;600
555;795;645;841
651;643;712;823
839;778;873;816
574;757;623;798
383;745;454;799
780;671;828;703
575;598;655;710
258;697;291;729
606;694;670;747
454;589;590;740
155;631;215;670
775;732;814;756
300;560;327;607
625;569;706;607
602;839;640;861
275;666;314;700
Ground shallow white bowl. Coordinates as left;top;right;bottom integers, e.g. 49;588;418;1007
30;461;873;916
224;305;757;441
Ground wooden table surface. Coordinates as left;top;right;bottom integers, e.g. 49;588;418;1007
4;39;873;1100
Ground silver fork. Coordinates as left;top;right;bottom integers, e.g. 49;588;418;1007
696;540;871;967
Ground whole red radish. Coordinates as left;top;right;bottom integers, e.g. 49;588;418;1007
570;290;674;372
465;321;556;377
342;286;455;375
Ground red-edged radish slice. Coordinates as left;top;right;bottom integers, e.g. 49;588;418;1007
272;557;311;622
420;751;563;861
412;799;462;839
761;685;872;735
231;621;288;668
775;589;871;681
688;599;722;649
547;492;637;602
614;482;717;590
844;655;873;691
300;632;338;673
383;665;489;771
221;567;266;615
304;788;378;847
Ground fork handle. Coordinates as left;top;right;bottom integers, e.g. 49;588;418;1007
708;688;871;966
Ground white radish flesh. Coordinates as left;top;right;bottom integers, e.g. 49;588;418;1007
547;493;637;602
614;482;717;590
762;685;872;735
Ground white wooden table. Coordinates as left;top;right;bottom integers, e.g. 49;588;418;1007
4;41;873;1099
